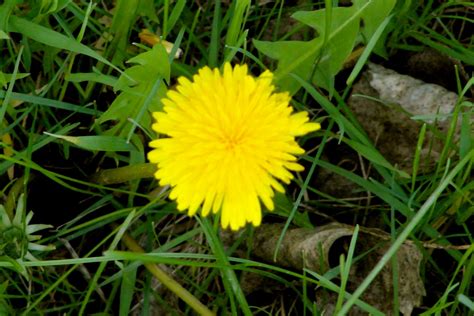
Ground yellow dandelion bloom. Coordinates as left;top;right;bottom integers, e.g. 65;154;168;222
148;63;320;230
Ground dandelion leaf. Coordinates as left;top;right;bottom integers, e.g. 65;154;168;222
254;0;396;93
97;44;169;137
353;0;396;57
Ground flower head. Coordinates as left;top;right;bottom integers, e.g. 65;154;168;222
148;63;320;230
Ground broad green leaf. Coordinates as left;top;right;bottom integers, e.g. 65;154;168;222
291;6;357;34
137;0;159;22
254;0;395;93
254;39;320;93
346;14;394;85
255;5;363;93
354;0;396;56
97;44;170;137
44;133;136;152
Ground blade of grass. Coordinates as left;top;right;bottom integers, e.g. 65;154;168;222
209;0;221;67
334;225;360;313
166;0;186;37
224;0;250;53
0;45;22;128
8;16;123;74
199;217;251;315
0;91;99;115
412;123;427;193
346;14;394;85
78;210;137;315
304;268;384;316
43;133;137;152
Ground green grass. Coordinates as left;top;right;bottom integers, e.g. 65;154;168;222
0;0;473;315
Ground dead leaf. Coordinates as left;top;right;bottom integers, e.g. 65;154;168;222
348;66;446;173
253;223;354;272
346;232;426;316
252;223;426;315
367;62;458;125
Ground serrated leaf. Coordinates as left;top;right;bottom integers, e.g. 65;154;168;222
97;44;170;137
255;5;363;93
354;0;396;57
137;0;159;22
254;0;395;93
291;6;357;34
355;0;396;38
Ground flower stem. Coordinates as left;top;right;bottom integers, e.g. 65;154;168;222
91;163;156;185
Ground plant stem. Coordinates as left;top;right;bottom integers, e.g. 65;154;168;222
120;232;215;316
91;163;156;185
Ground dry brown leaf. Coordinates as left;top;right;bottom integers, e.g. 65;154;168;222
253;223;353;271
348;67;446;173
252;223;426;315
367;63;458;124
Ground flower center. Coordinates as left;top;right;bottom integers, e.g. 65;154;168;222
224;135;243;150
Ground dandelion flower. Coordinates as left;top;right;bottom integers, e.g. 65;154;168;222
148;63;320;230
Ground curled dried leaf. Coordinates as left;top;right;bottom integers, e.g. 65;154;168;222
253;223;353;272
252;223;426;315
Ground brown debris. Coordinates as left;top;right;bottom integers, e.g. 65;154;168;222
251;223;426;315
